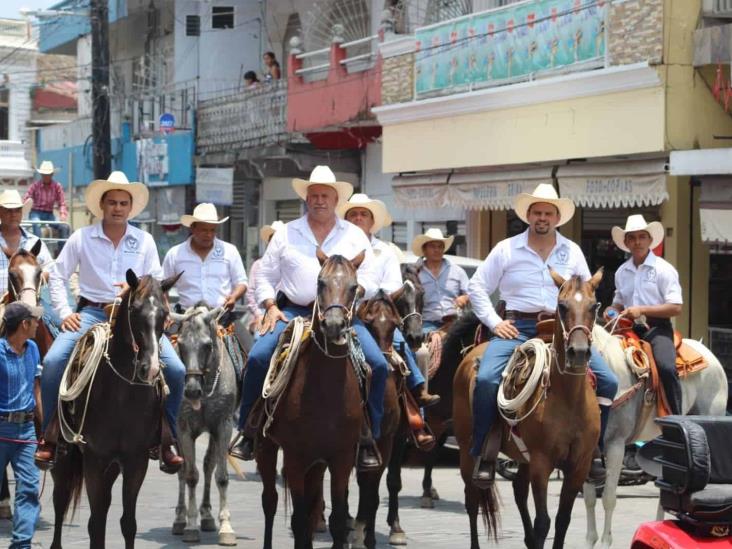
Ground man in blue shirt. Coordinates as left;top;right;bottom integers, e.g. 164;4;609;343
0;302;43;549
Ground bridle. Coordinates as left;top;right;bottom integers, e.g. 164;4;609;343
554;283;599;376
394;280;423;332
8;267;43;305
311;284;359;359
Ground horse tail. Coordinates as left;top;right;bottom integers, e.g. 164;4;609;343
477;483;500;541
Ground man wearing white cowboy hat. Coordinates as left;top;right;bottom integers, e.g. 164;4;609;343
605;214;683;415
36;171;185;473
245;220;284;335
467;183;618;487
339;194;440;415
24;160;69;240
229;166;389;470
411;227;470;333
163;203;248;313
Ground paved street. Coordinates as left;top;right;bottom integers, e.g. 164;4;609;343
2;438;662;548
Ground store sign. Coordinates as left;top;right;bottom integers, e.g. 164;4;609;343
196;167;234;206
137;139;169;186
159;112;175;134
393;185;450;208
450;180;539;210
560;174;669;208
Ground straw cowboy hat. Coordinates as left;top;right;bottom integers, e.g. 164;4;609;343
292;165;353;206
611;214;664;253
260;220;285;243
513;183;575;227
85;171;149;220
337;193;393;233
36;160;58;175
180;203;229;227
0;189;33;217
412;227;455;257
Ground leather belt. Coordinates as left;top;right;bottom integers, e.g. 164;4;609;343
505;310;555;321
79;297;112;309
0;410;34;424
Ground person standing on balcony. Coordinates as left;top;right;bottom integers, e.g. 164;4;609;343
244;70;260;90
263;52;281;81
23;161;69;242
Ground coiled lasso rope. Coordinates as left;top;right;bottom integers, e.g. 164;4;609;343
497;338;551;426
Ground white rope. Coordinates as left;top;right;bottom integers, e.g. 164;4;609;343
497;338;551;426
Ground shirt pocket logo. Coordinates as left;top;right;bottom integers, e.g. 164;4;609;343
554;248;569;265
124;235;140;252
213;245;224;258
644;268;657;283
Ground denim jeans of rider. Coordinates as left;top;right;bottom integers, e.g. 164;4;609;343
393;328;425;390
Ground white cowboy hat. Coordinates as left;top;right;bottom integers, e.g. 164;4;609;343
337;193;393;233
36;160;57;175
180;203;229;227
513;183;575;227
292;165;353;206
611;214;665;253
0;189;33;217
411;227;455;257
260;220;285;243
85;171;149;220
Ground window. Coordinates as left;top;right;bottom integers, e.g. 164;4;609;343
0;89;9;140
186;15;200;36
212;6;234;29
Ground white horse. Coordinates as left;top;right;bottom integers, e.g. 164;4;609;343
583;325;728;548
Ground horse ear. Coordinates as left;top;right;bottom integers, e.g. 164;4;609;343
126;269;139;290
589;267;604;291
351;250;366;269
169;312;186;325
549;268;566;289
390;283;406;303
30;239;42;257
161;271;183;293
206;307;223;324
316;247;328;266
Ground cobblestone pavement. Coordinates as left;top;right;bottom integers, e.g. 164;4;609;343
2;439;662;548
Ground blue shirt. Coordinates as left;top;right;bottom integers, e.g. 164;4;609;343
419;259;470;322
0;338;41;414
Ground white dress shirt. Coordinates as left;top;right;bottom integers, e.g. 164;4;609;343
613;251;683;308
469;229;590;330
255;215;377;307
163;237;248;309
49;223;162;319
371;237;403;293
0;229;54;294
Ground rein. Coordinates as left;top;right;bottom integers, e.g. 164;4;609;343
310;293;357;359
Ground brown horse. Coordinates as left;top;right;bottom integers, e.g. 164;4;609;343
453;270;603;549
256;252;365;549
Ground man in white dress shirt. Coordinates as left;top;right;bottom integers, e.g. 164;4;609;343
338;193;440;413
468;183;618;486
35;172;185;472
605;215;683;415
229;166;389;470
162;203;248;315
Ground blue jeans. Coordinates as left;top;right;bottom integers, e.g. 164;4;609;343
42;306;185;438
0;421;40;548
422;320;442;334
29;210;68;239
237;305;389;439
470;319;618;456
393;328;424;391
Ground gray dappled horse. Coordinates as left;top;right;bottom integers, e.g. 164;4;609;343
170;305;238;546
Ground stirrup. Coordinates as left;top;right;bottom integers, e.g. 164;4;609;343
471;457;495;490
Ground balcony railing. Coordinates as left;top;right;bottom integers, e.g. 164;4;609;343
196;81;288;154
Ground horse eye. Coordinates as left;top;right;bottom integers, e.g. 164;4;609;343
557;302;568;316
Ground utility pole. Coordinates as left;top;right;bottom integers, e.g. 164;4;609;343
90;0;111;178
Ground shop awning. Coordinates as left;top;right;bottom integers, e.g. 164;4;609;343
699;178;732;244
448;168;552;210
392;172;451;209
558;159;669;208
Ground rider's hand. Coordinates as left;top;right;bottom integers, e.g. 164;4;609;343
249;314;263;334
622;306;644;320
454;295;470;309
493;319;519;339
61;313;82;332
260;305;286;335
223;295;237;311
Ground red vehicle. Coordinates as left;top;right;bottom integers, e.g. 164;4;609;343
631;416;732;548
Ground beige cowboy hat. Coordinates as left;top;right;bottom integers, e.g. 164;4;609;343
611;214;664;253
260;220;285;243
292;165;353;206
0;189;33;217
513;183;575;227
337;193;393;233
180;203;229;227
412;227;455;257
36;160;57;175
85;171;149;220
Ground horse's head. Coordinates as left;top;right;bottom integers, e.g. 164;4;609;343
551;269;603;370
6;240;43;307
315;249;364;347
169;304;221;410
358;289;401;350
394;263;425;350
121;269;181;382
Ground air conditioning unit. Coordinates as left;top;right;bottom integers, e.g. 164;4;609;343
704;0;732;17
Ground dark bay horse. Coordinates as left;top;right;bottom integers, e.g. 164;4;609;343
453;271;603;549
50;270;180;549
257;252;365;549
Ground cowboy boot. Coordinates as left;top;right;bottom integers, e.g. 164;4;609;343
586;447;606;486
410;382;440;408
414;429;436;451
158;417;184;474
471;423;501;489
34;417;59;471
229;398;264;461
357;417;381;472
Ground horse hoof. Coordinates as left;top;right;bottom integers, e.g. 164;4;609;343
172;521;186;535
183;528;200;543
352;520;366;548
430;487;440;500
389;531;407;546
218;531;237;546
315;516;328;533
201;517;217;531
420;496;434;509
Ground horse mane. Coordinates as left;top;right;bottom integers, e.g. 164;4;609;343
438;310;481;375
